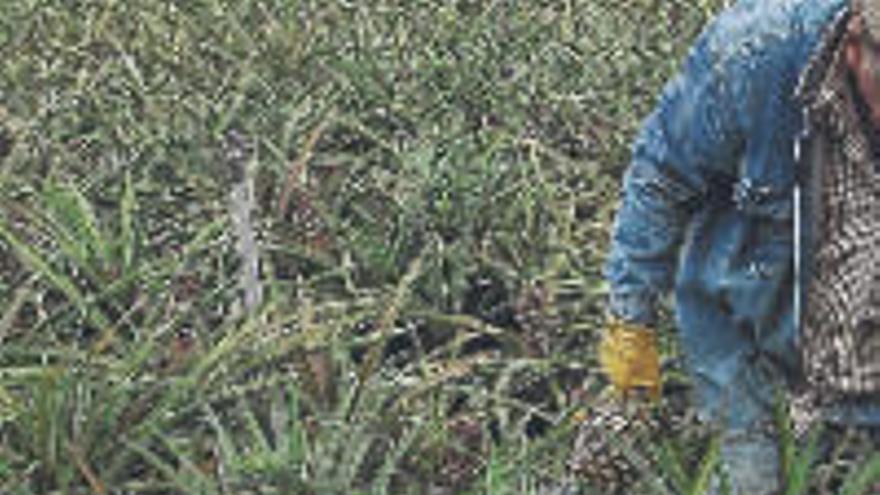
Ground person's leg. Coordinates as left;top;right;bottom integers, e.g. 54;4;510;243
675;287;798;494
686;351;787;495
714;428;780;495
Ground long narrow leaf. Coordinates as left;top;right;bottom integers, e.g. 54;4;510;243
840;453;880;495
0;217;108;328
689;435;721;495
120;169;137;274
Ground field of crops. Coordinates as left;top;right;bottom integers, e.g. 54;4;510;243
4;1;879;494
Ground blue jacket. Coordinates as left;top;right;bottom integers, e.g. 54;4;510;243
605;0;854;429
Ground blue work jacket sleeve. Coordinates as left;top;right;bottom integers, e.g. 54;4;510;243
605;6;756;326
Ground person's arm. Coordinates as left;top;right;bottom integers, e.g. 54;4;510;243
605;8;754;326
599;4;774;399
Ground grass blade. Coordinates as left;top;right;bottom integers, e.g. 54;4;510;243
840;453;880;495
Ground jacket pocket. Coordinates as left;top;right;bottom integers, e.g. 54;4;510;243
732;178;794;280
732;177;794;221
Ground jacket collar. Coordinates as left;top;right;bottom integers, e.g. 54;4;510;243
796;5;872;165
795;5;851;107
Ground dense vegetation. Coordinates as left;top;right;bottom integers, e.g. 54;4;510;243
2;1;879;494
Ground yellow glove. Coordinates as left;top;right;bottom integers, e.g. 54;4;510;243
598;318;661;401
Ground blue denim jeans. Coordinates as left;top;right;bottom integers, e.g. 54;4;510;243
712;430;780;495
712;421;880;495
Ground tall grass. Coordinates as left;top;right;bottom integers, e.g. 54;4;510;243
5;1;880;494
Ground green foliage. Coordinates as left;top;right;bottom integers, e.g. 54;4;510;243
775;395;823;495
15;0;856;494
653;433;722;495
839;453;880;495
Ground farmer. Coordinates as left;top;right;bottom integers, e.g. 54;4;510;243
602;0;880;493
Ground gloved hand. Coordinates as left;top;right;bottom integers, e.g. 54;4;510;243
598;317;661;401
